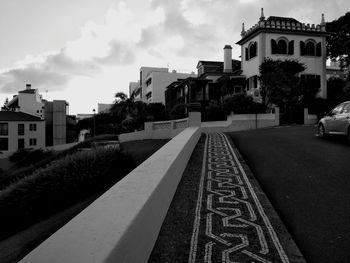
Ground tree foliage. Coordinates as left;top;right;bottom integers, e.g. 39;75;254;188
326;12;350;68
259;58;307;107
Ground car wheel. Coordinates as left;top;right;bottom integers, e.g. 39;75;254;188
318;124;326;138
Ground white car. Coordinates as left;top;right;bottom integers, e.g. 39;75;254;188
317;101;350;142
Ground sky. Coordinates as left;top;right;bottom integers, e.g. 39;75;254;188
0;0;349;114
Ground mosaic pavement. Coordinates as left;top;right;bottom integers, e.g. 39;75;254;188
188;133;290;263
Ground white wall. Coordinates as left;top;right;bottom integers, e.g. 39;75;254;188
241;31;327;98
147;71;196;104
0;121;45;152
21;127;201;263
18;91;45;119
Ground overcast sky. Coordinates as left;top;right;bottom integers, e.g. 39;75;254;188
0;0;349;114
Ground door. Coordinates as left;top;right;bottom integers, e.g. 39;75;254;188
18;138;25;149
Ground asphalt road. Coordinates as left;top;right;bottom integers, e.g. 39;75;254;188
228;125;350;263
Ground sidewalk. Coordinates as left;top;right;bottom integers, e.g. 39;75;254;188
149;133;305;263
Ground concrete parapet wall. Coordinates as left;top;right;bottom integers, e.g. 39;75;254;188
304;108;318;125
201;107;279;133
20;127;201;263
119;112;199;142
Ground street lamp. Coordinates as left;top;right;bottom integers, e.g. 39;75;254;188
93;108;96;137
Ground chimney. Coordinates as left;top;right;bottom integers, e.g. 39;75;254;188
223;45;232;73
26;84;31;90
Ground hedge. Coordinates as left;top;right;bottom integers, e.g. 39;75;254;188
0;147;133;240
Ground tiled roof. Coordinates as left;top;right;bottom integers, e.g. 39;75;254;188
0;111;43;121
18;89;36;94
266;16;300;24
237;14;329;45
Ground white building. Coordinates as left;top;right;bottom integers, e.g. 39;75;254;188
237;9;329;100
4;84;70;147
0;111;45;152
131;67;197;104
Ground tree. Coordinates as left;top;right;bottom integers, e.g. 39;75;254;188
1;97;9;111
326;12;350;68
259;58;306;107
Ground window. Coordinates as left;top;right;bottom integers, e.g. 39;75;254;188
0;123;8;135
29;138;37;146
277;39;287;54
246;75;258;91
18;124;24;135
306;42;315;56
146;78;152;87
271;38;294;55
18;138;25;149
300;40;322;56
245;41;257;61
342;103;350;113
29;123;37;131
300;74;321;93
331;104;344;115
0;138;8;151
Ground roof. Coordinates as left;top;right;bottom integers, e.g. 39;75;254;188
197;59;241;69
0;111;43;121
237;15;329;45
266;16;300;24
18;89;36;94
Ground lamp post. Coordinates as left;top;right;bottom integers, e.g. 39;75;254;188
93;108;96;137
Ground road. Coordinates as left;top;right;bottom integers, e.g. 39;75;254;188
228;125;350;263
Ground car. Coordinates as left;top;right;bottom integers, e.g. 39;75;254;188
317;101;350;142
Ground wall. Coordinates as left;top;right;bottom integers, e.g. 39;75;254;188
18;91;45;119
146;71;196;104
241;34;261;79
304;108;318;125
241;31;327;98
53;100;67;145
0;121;45;152
20;127;201;263
201;108;280;133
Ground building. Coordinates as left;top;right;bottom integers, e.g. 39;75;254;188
130;67;196;104
4;84;74;148
237;9;329;100
165;45;246;113
0;111;45;152
326;61;348;80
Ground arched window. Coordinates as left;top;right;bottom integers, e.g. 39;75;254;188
246;41;257;60
277;39;287;54
271;38;293;55
300;40;320;56
305;41;315;56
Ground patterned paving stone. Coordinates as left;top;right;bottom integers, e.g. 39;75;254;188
149;133;305;263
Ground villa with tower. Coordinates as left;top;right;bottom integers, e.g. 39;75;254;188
237;9;329;101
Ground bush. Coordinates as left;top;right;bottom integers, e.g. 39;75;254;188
0;134;119;190
170;104;187;119
9;148;32;163
0;147;133;240
203;103;227;121
223;94;267;114
14;149;53;168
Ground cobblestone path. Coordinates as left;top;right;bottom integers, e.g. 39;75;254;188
149;133;304;263
188;133;289;263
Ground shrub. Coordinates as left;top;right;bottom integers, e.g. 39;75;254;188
0;134;119;190
14;149;53;168
223;94;267;114
0;147;133;240
170;104;187;119
9;148;32;163
203;103;227;121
